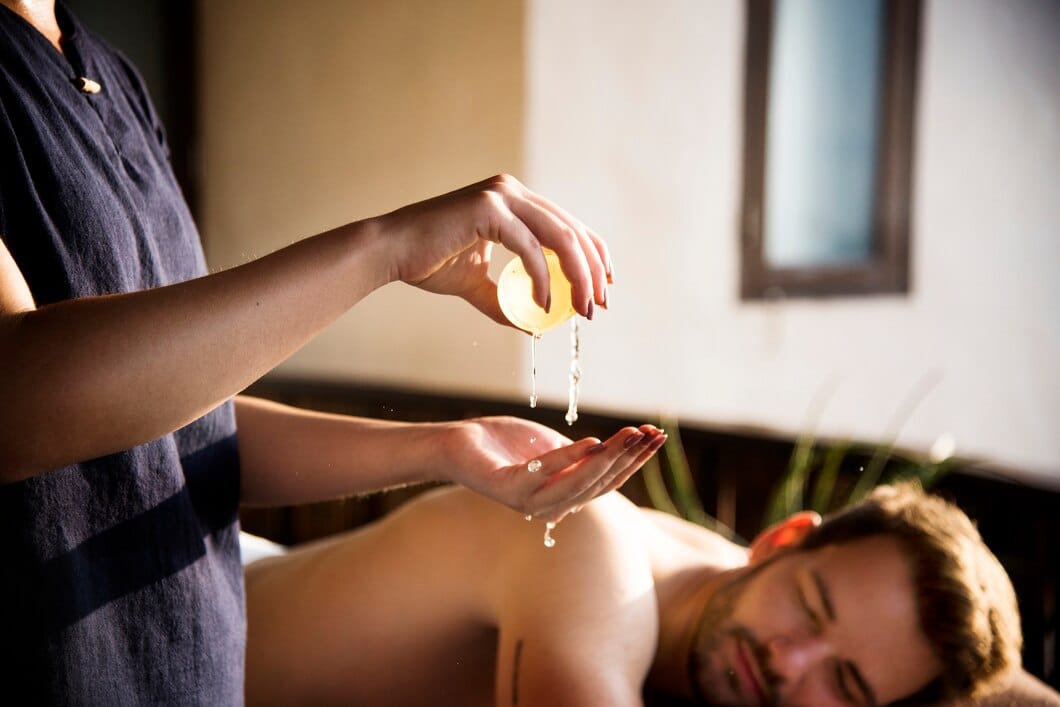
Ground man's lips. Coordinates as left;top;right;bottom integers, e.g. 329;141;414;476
734;637;767;704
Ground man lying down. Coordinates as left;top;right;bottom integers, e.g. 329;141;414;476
243;482;1024;707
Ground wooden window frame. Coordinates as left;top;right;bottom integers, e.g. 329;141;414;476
740;0;922;299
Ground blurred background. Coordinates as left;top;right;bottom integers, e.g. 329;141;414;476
66;0;1059;688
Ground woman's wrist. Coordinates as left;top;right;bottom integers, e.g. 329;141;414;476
331;216;400;293
433;420;469;486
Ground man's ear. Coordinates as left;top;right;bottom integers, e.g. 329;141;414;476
748;511;822;564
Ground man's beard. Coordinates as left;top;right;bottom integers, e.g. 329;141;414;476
686;567;780;706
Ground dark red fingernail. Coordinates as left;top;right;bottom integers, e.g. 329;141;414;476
585;443;607;455
623;432;644;449
545;293;552;313
586;297;594;320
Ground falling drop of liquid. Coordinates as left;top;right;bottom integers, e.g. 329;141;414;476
564;318;581;426
527;459;543;473
543;521;557;549
529;333;541;408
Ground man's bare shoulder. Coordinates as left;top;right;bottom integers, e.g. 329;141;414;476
398;486;747;573
489;490;659;706
637;507;749;569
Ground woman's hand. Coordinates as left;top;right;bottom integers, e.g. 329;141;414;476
372;174;612;327
439;416;666;522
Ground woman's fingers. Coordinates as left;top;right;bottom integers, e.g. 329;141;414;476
512;431;632;517
484;176;605;317
596;428;668;497
519;189;610;307
548;426;665;518
501;197;591;316
524;425;665;521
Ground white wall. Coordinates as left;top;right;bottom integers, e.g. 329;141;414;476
199;0;1060;486
524;0;1060;486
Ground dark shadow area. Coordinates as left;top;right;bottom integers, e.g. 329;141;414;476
5;434;238;632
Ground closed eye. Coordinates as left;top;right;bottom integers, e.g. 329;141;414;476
835;661;856;705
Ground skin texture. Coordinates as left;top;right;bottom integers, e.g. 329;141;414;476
243;487;940;707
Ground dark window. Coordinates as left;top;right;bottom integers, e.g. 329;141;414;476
740;0;922;299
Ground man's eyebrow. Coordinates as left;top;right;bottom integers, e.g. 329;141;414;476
810;569;835;621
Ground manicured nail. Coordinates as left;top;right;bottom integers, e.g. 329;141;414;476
606;258;615;284
602;287;609;309
545;293;552;313
623;432;644;449
586;297;594;320
585;442;607;455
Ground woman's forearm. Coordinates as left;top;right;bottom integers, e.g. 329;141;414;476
0;220;390;482
235;395;451;506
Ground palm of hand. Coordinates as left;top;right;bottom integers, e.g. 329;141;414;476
445;417;665;521
454;417;570;478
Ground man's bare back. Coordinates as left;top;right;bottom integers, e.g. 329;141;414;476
244;487;746;706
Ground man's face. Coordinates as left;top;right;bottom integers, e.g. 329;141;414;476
689;536;941;706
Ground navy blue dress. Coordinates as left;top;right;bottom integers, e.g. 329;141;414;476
0;3;244;703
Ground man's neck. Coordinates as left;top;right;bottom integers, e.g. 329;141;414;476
1;0;62;53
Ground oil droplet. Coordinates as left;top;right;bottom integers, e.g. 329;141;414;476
525;514;533;522
564;318;581;426
529;436;536;445
527;459;543;473
529;333;541;408
543;521;557;549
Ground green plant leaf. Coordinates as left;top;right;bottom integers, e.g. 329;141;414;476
642;455;680;517
764;431;815;528
810;441;850;514
660;419;707;524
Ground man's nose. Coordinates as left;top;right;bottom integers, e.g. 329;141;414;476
766;633;832;682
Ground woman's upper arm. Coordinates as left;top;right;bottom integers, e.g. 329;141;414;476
0;236;35;315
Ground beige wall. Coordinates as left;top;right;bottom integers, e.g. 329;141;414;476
198;0;526;397
199;0;1060;484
